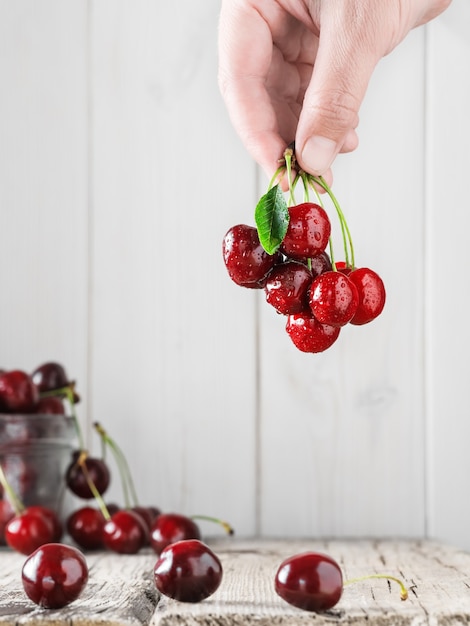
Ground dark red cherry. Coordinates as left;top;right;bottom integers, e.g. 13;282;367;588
66;506;106;550
310;251;333;277
274;551;343;612
65;453;110;499
150;512;201;555
281;203;331;260
27;505;63;541
31;362;69;392
286;312;340;353
0;370;39;413
348;267;386;325
33;396;65;415
222;224;282;288
265;261;313;315
334;261;352;275
22;543;89;609
309;271;359;327
153;539;223;603
132;505;160;533
102;509;149;554
5;506;56;555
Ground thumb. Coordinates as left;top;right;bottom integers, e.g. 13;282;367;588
295;21;381;176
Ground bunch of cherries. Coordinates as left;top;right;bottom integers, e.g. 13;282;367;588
222;149;386;353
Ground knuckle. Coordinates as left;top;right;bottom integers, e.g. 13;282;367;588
307;89;360;134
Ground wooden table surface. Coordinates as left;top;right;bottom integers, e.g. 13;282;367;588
1;538;469;625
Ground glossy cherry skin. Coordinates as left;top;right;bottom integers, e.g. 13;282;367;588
281;203;331;260
309;271;359;327
31;362;69;392
66;506;106;550
265;262;313;315
222;224;282;288
65;453;110;499
150;512;201;555
0;370;39;413
22;543;89;609
153;539;223;603
27;505;63;542
286;312;340;353
5;507;56;555
348;267;386;325
103;509;149;554
310;251;333;278
275;551;343;612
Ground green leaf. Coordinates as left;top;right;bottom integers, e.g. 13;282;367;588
254;185;289;254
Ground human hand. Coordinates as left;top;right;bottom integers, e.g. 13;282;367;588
218;0;451;181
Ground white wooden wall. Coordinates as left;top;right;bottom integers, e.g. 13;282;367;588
1;0;469;549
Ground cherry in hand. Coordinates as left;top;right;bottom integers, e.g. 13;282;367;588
222;224;281;288
280;202;331;260
153;539;223;603
22;543;89;609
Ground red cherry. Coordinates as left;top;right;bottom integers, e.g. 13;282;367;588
66;506;106;550
26;505;63;541
334;261;352;275
309;271;359;327
132;505;160;533
31;362;69;392
150;512;201;555
33;396;65;415
222;224;281;288
348;267;386;325
5;506;56;555
275;551;343;612
102;509;149;554
0;370;39;413
281;203;331;260
286;312;340;353
22;543;88;608
265;262;313;315
153;539;223;603
65;453;110;499
310;251;333;278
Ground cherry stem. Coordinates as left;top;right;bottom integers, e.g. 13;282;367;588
267;165;286;191
93;422;139;509
40;384;85;451
344;573;408;601
310;175;355;269
76;451;111;521
0;463;24;514
191;515;235;536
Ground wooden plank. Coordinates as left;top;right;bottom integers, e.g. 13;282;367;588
88;0;258;533
1;540;469;625
424;0;470;552
0;1;89;405
258;30;427;537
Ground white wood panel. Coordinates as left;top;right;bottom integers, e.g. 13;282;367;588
259;30;427;538
0;1;89;420
89;0;259;535
425;0;470;551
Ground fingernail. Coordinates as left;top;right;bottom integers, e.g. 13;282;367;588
300;136;338;175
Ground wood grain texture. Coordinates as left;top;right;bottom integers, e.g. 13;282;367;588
2;540;469;626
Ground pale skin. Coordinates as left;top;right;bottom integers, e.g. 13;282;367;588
218;0;452;184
